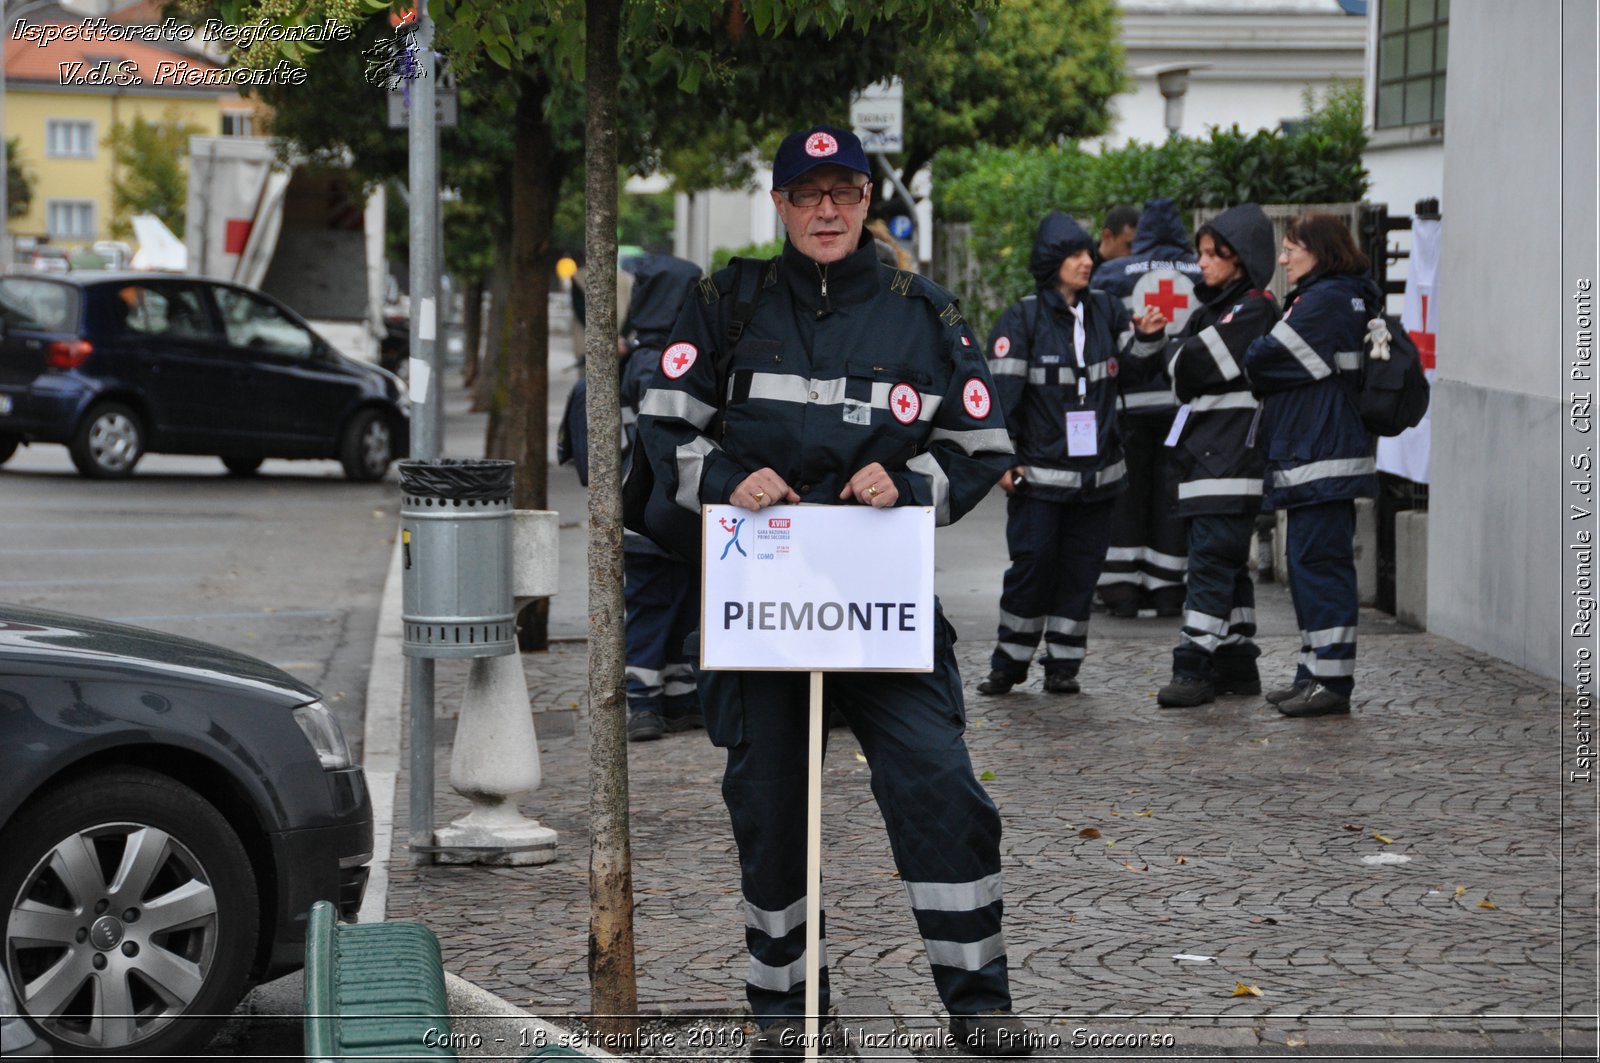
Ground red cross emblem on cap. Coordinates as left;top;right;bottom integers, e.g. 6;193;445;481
805;132;839;157
963;378;992;419
889;383;921;424
661;342;698;379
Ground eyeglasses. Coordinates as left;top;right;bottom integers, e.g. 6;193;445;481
780;184;868;207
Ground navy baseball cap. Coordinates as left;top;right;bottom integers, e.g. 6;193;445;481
771;124;872;189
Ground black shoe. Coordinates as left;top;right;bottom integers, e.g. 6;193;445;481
949;1011;1036;1056
1157;674;1214;708
627;712;665;742
663;709;704;733
750;1019;834;1061
1264;680;1309;705
1041;672;1079;695
977;670;1018;696
1276;682;1351;718
1215;674;1262;696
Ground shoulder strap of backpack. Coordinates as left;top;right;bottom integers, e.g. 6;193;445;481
706;255;769;436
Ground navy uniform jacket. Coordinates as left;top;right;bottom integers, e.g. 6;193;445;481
1167;203;1281;517
638;239;1012;527
1242;270;1380;510
985;287;1166;505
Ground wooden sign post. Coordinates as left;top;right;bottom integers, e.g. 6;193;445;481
701;503;936;1062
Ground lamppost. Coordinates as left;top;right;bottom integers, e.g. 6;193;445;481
1143;62;1210;139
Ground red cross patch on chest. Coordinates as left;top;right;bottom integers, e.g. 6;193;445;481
889;383;921;424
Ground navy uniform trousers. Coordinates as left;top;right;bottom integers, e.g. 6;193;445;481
1171;513;1260;684
1097;412;1187;614
701;609;1012;1026
1283;500;1359;695
989;493;1116;681
623;547;699;720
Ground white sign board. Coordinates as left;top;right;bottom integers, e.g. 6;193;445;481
850;79;904;154
701;504;934;672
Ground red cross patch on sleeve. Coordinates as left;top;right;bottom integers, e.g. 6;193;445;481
662;342;698;379
962;378;992;419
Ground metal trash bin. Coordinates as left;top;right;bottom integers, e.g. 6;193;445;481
399;459;516;658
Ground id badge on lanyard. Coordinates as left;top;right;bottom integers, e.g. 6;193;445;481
1065;301;1096;457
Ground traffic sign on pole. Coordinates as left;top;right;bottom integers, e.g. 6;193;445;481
850;79;903;154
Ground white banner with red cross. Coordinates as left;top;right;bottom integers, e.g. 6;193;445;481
1377;216;1439;483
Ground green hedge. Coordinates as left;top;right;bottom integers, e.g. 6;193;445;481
935;82;1368;327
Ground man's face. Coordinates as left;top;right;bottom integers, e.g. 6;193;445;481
771;165;871;265
1099;224;1135;261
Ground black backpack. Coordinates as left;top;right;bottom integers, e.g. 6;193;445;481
620;256;768;562
1355;307;1430;437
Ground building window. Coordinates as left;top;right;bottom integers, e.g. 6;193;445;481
221;111;254;137
47;200;96;239
45;119;95;158
1375;0;1448;129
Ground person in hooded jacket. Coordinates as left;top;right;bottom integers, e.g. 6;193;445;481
1154;204;1280;708
1242;212;1380;718
618;254;706;741
977;211;1169;697
1089;198;1202;618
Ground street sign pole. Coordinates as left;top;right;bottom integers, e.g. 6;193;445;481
407;0;440;866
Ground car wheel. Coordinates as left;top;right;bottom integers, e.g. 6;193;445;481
221;455;264;476
0;433;18;466
340;408;393;482
0;768;260;1057
70;402;144;479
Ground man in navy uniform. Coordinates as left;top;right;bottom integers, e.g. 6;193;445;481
638;124;1032;1059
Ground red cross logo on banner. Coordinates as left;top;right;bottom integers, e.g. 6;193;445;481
1131;268;1197;334
661;342;698;379
1409;293;1437;371
889;383;921;424
806;132;839;157
963;378;992;419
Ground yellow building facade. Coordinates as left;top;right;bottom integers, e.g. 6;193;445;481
5;33;261;254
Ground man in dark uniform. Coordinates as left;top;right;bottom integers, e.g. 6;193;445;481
1090;197;1201;617
638;124;1031;1059
618;254;705;740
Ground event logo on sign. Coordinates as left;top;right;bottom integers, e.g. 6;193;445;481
963;378;992;419
1132;268;1197;335
889;383;921;424
717;516;747;560
662;342;698;379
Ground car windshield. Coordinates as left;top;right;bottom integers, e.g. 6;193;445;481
0;278;79;331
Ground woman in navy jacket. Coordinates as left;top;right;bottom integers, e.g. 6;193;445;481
1242;212;1380;717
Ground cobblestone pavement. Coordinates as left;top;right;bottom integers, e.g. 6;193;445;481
383;611;1596;1060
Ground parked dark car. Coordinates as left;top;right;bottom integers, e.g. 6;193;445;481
0;603;372;1056
0;273;409;480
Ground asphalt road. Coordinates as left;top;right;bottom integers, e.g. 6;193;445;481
0;440;399;1060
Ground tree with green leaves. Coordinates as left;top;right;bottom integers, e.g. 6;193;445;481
105;109;205;239
6;137;33;221
893;0;1123;190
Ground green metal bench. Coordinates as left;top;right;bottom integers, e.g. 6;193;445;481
304;900;592;1062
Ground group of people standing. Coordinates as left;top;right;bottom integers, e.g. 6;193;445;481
976;198;1380;720
610;122;1381;1060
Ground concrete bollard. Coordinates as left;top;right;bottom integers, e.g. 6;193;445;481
1394;510;1429;629
434;510;561;866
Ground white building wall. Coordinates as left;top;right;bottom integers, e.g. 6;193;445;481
1427;0;1592;680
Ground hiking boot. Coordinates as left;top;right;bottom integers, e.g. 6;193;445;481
1215;674;1263;697
948;1011;1036;1056
1041;672;1080;695
977;670;1018;696
750;1019;834;1061
627;712;665;742
1276;682;1352;718
663;709;704;733
1264;680;1310;705
1157;674;1214;708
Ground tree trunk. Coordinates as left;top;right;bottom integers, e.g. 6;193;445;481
583;0;636;1044
478;226;512;425
461;277;484;387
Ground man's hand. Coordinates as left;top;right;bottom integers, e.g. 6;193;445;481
840;462;899;508
999;466;1026;495
734;469;800;511
1134;305;1168;337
